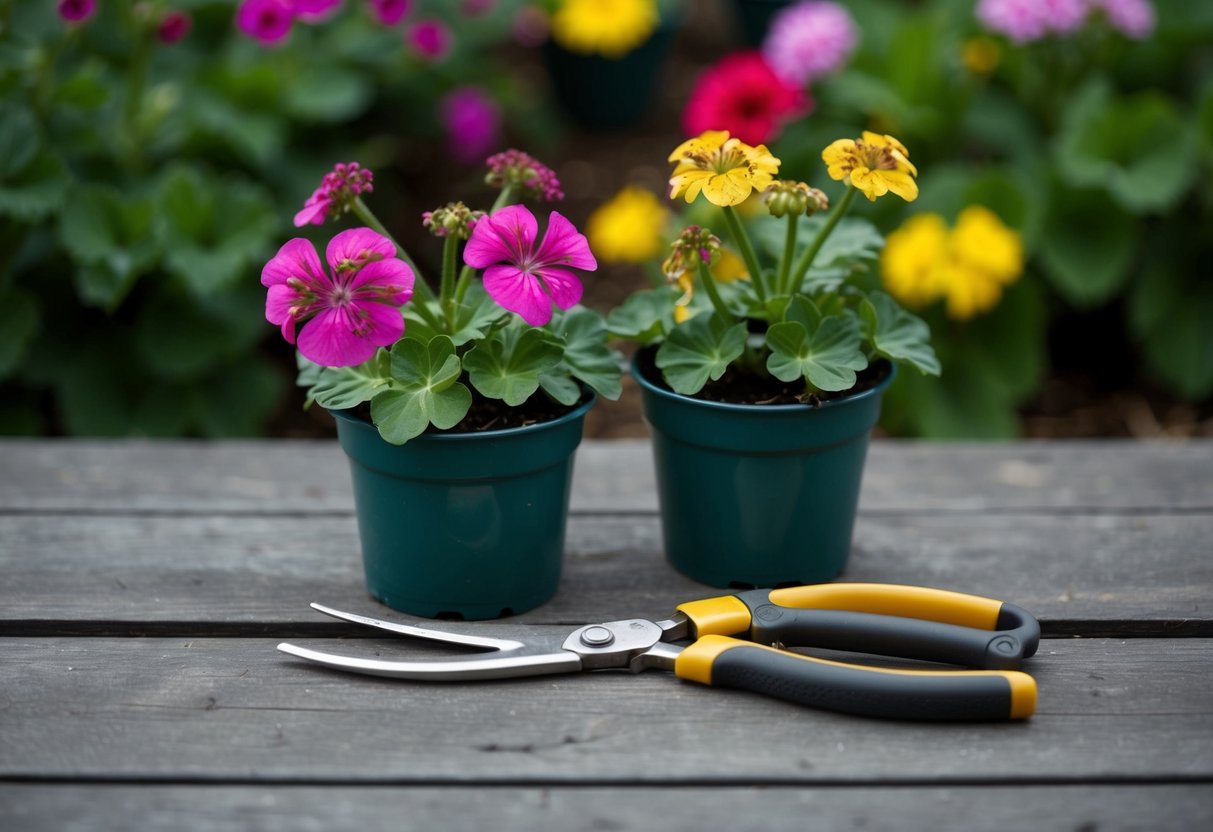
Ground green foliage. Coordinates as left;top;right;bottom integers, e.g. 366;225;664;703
606;286;680;344
299;352;392;411
462;322;563;406
654;315;748;395
545;307;624;401
371;337;472;445
860;292;940;377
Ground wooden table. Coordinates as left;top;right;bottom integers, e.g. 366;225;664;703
2;439;1211;829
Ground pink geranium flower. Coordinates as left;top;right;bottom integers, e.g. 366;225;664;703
440;87;502;165
762;1;858;87
294;162;374;227
463;205;596;326
237;0;295;45
368;0;411;25
158;10;194;44
57;0;96;22
294;0;343;22
261;228;415;367
407;19;452;60
682;51;809;146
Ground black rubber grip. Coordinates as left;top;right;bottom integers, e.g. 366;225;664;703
711;644;1020;721
746;608;1030;670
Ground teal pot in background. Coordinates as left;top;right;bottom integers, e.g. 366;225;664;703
331;396;595;620
542;22;676;130
632;352;893;588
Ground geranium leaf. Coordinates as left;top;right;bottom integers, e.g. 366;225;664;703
607;286;679;344
766;316;868;392
655;314;748;395
538;371;582;406
546;306;622;401
372;336;472;444
0;288;40;379
0;152;70;220
451;283;508;346
462;322;563;406
300;351;393;411
784;294;822;330
859;291;941;377
0;102;39;178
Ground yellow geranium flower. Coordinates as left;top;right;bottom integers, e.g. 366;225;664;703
668;130;780;207
880;206;1023;321
587;186;669;264
550;0;659;58
822;131;919;202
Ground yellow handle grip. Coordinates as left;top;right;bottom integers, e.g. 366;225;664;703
768;583;1005;630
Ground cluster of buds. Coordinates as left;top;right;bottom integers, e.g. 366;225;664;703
662;225;722;283
485;149;564;202
764;180;829;218
422;202;486;239
293;162;374;227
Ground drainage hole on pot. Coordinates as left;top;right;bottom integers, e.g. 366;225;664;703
727;581;756;591
435;611;466;621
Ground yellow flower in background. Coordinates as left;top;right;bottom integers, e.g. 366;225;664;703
822;131;918;202
880;206;1023;321
587;186;669;264
880;213;950;308
962;36;1001;76
550;0;659;58
668;130;780;207
711;248;748;283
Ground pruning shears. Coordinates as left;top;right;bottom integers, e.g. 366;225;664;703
278;583;1041;721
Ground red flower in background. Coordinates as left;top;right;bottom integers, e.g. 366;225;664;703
681;51;809;146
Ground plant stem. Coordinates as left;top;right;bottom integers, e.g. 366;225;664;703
440;233;459;333
778;213;798;296
350;197;443;330
696;260;735;324
721;206;766;306
788;186;857;293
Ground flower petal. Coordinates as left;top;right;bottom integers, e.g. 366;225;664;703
296;303;401;368
265;283;298;326
467;204;539;269
325;227;395;273
482;263;553;326
535;266;584;311
349;258;416;305
293;190;330;227
535;211;597;272
261;238;325;288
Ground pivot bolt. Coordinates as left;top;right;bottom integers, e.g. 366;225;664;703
580;626;615;647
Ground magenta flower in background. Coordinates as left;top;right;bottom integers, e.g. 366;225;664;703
294;162;374;227
368;0;411;25
57;0;96;22
158;10;194;44
407;19;452;60
976;0;1049;43
682;51;809;146
463;205;595;326
440;88;503;165
294;0;343;22
1040;0;1089;35
485;150;564;201
761;1;858;87
1088;0;1156;38
237;0;295;45
262;229;415;367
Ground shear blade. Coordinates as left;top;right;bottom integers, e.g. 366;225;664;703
276;641;582;680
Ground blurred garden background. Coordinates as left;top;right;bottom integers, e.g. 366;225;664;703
2;0;1211;440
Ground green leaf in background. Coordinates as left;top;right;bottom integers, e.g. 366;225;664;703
302;351;393;411
0;102;39;178
1056;79;1199;214
371;336;471;444
860;291;940;377
283;66;374;123
0;152;70;221
58;185;160;309
1038;187;1139;307
463;323;562;405
766;316;868;392
546;306;623;401
606;286;679;344
134;282;265;380
655;314;747;395
194;358;285;438
0;288;40;379
1129;258;1213;401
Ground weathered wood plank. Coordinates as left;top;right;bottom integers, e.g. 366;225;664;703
1;638;1210;783
2;440;1210;514
2;784;1210;832
0;513;1207;632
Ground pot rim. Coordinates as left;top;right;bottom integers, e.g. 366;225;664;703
630;349;895;415
329;392;597;443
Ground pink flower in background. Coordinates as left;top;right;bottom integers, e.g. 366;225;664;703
440;87;503;165
158;10;194;44
976;0;1049;42
682;51;808;146
237;0;295;45
262;229;415;367
461;0;496;17
1088;0;1155;38
761;1;858;87
1040;0;1089;35
368;0;410;26
485;150;564;201
294;0;343;21
294;162;374;227
407;19;452;60
463;205;595;326
57;0;96;22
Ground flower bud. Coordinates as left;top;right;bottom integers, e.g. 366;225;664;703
764;180;829;218
662;225;722;282
422;202;486;239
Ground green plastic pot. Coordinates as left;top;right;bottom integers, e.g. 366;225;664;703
632;352;893;588
331;396;595;620
542;22;676;130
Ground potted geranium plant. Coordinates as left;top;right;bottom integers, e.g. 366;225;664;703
608;129;939;587
263;153;621;619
